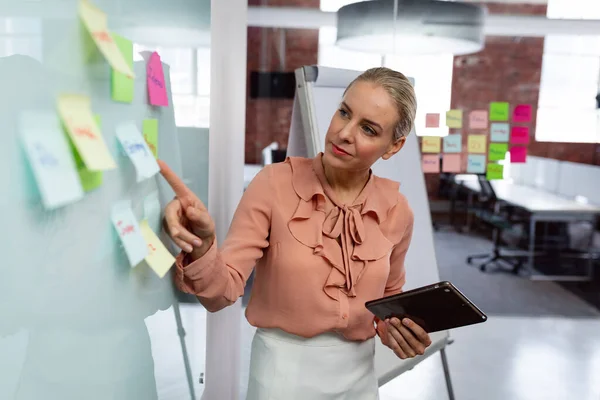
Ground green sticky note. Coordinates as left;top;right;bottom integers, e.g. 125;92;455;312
486;163;504;180
143;119;159;158
68;115;103;192
111;33;134;103
489;102;509;121
488;143;508;161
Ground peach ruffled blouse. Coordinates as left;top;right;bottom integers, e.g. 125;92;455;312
175;153;414;341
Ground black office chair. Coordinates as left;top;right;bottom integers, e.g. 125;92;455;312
465;175;529;274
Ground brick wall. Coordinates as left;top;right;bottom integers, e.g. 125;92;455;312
245;0;320;164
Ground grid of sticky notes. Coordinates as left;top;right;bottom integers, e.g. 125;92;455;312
421;103;532;177
18;0;175;278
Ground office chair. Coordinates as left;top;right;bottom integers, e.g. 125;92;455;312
465;175;529;274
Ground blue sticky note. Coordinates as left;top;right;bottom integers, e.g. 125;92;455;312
467;155;487;174
490;123;510;142
19;111;84;209
443;133;462;153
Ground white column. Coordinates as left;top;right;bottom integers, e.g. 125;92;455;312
204;1;247;399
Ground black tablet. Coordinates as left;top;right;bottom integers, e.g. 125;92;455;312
365;281;487;333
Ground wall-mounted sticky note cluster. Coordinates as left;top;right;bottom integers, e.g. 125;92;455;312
421;102;532;176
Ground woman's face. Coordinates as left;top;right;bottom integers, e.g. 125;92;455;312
323;80;406;173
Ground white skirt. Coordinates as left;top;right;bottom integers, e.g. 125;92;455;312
246;328;380;400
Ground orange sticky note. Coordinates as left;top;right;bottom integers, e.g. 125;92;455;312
422;136;441;153
422;155;440;173
57;94;116;171
467;134;487;154
442;154;461;173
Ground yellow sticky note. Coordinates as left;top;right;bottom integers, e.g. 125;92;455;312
58;94;116;171
143;119;159;159
421;136;441;153
139;219;175;278
68;114;104;191
111;33;134;103
445;110;463;128
78;0;135;78
467;134;487;154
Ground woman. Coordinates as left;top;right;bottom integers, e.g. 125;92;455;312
159;67;432;399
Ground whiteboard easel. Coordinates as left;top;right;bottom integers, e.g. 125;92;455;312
288;65;455;399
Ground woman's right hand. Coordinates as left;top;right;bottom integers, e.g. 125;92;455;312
158;160;215;259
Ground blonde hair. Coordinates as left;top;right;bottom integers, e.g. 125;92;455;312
344;67;417;141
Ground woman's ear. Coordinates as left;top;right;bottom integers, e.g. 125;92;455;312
382;136;406;160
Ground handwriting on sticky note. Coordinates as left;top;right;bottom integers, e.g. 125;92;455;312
510;126;529;144
486;163;504;180
443;134;462;153
58;94;116;171
111;202;148;267
442;154;461;173
425;113;440;128
510;146;527;163
467;155;486;174
468;135;487;154
489;102;509;121
469;110;488;129
19;111;84;209
490;123;510;142
116;121;160;182
139;219;175;278
445;110;463;128
488;143;508;161
78;0;135;78
111;33;134;103
142;119;159;159
147;52;169;107
422;155;440;173
421;136;441;153
513;104;531;123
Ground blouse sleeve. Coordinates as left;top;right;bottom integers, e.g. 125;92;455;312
173;165;274;312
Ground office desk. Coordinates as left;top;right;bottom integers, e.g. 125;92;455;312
456;178;600;281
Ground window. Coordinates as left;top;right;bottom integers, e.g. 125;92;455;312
536;0;600;143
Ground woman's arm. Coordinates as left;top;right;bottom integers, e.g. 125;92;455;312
174;165;274;312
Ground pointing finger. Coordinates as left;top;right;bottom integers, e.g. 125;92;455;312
158;159;191;198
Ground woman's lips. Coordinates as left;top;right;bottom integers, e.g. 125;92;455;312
332;143;350;156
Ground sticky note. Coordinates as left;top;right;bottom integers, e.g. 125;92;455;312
57;94;116;171
147;52;169;107
469;110;488;129
116;121;160;182
78;0;135;78
442;154;461;173
443;133;462;153
111;33;134;103
467;135;487;154
422;155;440;173
425;113;440;128
510;146;527;163
467;155;486;174
486;163;504;180
421;136;441;153
111;201;148;267
68;114;103;192
489;102;509;121
488;143;508;161
490;123;510;142
19;111;84;209
143;119;159;158
139;219;175;278
445;110;463;128
513;104;531;123
510;126;530;144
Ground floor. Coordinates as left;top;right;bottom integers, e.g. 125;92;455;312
145;230;600;400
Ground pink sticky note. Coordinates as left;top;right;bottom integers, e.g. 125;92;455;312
510;146;527;163
425;113;440;128
510;126;529;144
422;154;440;173
469;110;488;129
442;154;461;173
513;104;532;123
147;52;169;107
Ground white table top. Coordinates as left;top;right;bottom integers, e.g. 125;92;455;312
456;178;600;214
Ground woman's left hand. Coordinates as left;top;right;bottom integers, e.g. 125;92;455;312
379;317;432;359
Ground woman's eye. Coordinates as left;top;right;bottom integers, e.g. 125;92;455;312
362;125;376;136
339;108;348;118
